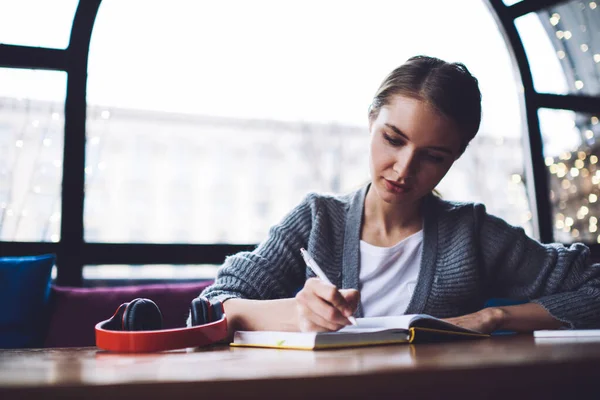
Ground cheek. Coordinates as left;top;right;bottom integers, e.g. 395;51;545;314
419;162;453;184
370;139;392;170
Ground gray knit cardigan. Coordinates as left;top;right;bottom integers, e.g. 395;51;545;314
202;184;600;328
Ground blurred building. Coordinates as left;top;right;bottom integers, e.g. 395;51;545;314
1;95;533;245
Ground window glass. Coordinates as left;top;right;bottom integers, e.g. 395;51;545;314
0;68;66;241
86;0;532;243
83;264;219;281
516;0;600;95
0;0;78;49
539;108;600;243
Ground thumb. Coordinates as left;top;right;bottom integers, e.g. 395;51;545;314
339;289;360;313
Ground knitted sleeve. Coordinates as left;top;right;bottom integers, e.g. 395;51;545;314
200;193;318;303
475;203;600;328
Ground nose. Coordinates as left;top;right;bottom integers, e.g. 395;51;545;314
393;148;417;182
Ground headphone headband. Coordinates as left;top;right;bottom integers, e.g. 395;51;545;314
95;300;228;352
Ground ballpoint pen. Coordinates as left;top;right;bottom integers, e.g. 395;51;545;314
300;248;358;326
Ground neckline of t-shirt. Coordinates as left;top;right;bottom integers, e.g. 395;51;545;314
360;229;424;255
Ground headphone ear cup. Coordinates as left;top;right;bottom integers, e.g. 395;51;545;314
122;298;163;331
103;303;129;331
210;300;224;322
190;297;210;326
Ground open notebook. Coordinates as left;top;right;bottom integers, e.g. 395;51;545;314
231;314;489;350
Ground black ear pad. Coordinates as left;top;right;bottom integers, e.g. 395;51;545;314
103;303;128;331
190;297;211;326
122;298;163;331
210;300;224;322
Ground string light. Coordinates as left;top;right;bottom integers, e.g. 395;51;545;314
594;54;600;63
581;44;589;52
550;13;560;25
578;151;587;160
590;194;598;203
572;229;580;238
575;159;584;169
564;31;572;40
556;30;565;39
557;50;566;59
590;2;597;10
591;155;598;164
575;80;584;90
556;213;565;221
570;167;580;177
592;116;599;125
565;217;574;227
511;174;522;184
585;130;594;139
545;156;555;166
582;168;590;177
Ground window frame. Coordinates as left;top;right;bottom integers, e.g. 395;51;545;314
0;0;598;286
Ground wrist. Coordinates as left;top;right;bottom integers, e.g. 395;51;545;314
488;307;508;331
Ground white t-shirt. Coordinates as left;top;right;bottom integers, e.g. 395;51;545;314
359;230;423;317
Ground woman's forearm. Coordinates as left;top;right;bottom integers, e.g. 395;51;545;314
223;298;299;339
495;302;565;332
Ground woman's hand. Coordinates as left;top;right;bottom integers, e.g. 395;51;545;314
295;278;360;332
443;308;506;334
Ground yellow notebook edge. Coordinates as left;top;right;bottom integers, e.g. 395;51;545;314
230;338;410;351
408;326;490;342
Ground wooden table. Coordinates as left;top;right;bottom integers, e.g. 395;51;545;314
1;335;600;399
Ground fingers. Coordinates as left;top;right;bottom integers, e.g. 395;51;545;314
296;301;347;332
307;278;354;317
340;289;360;314
295;278;355;331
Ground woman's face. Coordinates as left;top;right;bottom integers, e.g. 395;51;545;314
368;95;463;206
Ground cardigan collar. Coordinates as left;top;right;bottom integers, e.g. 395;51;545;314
342;183;439;317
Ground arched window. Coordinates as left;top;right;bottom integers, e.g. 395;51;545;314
1;0;598;284
85;0;531;247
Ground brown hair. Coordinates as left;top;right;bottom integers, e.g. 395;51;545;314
368;55;482;154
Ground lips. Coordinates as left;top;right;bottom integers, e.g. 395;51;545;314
383;178;412;193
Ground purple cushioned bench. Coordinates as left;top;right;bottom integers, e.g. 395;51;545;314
44;281;212;348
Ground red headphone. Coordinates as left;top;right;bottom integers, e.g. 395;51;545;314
95;296;228;352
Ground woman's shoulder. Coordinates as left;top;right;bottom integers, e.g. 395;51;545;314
301;186;362;210
430;194;481;214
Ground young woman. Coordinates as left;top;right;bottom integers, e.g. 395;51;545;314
199;55;600;336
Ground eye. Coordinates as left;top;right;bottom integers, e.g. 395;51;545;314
383;133;404;146
424;153;445;163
